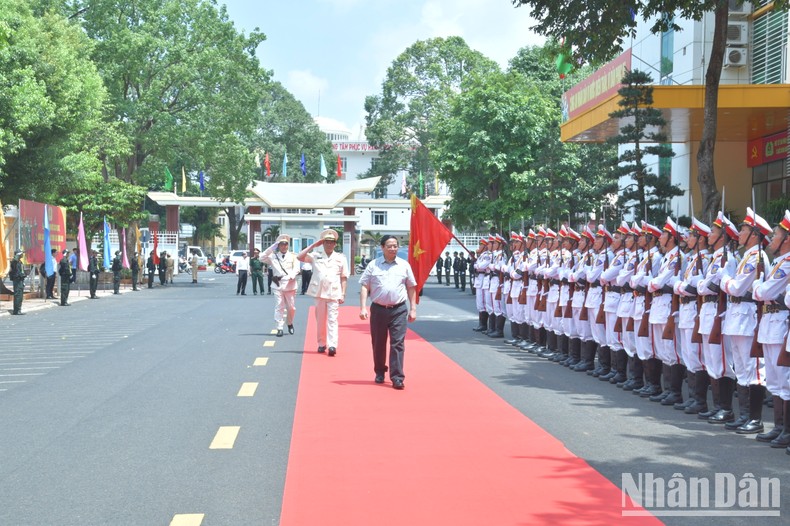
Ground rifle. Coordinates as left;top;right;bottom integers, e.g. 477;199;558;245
690;246;705;344
563;250;576;318
661;249;682;340
535;250;549;312
494;253;504;301
778;326;790;367
750;248;765;358
625;248;641;333
708;244;728;345
505;255;515;305
517;250;529;304
579;250;592;321
637;249;654;338
595;248;609;325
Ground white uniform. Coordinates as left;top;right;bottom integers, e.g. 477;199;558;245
648;246;685;366
615;250;637;357
630;247;662;361
753;250;790;400
263;244;300;331
569;249;593;341
585;248;612;346
474;250;492;313
600;248;627;351
697;247;739;379
674;249;710;373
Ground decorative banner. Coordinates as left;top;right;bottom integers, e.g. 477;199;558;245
747;130;789;167
77;212;89;271
18;199;67;265
561;49;632;122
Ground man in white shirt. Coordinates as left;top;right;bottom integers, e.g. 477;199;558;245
297;229;349;356
236;251;249;295
262;235;300;337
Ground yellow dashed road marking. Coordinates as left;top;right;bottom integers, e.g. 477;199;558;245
169;513;204;526
263;340;275;347
253;357;269;366
209;426;240;449
237;382;258;397
270;329;277;334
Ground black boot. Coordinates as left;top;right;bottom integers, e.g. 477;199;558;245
600;348;618;381
661;364;685;406
504;322;521;345
685;371;710;414
725;384;751;430
649;363;672;401
565;338;581;367
736;385;765;434
588;344;604;376
758;396;785;442
539;331;557;358
517;323;534;350
572;340;596;372
640;359;664;398
623;356;644;391
473;311;488;332
484;312;496;335
699;376;721;419
675;368;696;410
709;377;736;424
609;350;628;384
553;334;569;362
770;400;790;448
489;315;506;338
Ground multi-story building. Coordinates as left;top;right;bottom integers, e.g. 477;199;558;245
561;1;790;219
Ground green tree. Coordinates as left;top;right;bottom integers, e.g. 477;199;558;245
608;69;681;223
364;37;499;194
510;0;789;222
432;69;554;231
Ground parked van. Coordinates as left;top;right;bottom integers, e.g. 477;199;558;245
184;246;207;268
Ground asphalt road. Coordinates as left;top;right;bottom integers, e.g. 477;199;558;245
0;271;788;525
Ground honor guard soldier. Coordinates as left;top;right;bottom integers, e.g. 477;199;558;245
111;250;123;294
520;229;544;351
598;221;630;383
697;212;740;422
554;227;579;363
719;208;771;433
58;249;72;306
673;218;711;413
537;228;560;357
9;249;27;315
472;237;492;332
516;230;537;349
504;232;524;345
486;234;507;338
630;221;663;397
568;226;596;369
88;249;101;298
435;253;444;284
647;217;686;406
585;225;613;377
146;251;156;289
615;223;642;390
753;210;790;447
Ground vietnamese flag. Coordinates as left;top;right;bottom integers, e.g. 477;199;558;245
409;194;454;302
153;230;160;265
264;153;271;178
336;155;343;179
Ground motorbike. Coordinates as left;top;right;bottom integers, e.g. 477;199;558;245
214;261;235;274
178;256;188;273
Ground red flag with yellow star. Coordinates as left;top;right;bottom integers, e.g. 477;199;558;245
409;194;454;302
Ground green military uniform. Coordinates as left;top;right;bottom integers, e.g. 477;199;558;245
250;251;265;295
130;252;140;291
88;251;100;298
111;251;122;294
58;250;71;306
9;250;26;314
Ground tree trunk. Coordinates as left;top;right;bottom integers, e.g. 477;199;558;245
697;5;728;222
225;207;246;250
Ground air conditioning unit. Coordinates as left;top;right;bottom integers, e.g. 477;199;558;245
727;21;749;46
724;47;748;68
728;0;751;16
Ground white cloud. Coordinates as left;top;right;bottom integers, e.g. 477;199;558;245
284;70;330;115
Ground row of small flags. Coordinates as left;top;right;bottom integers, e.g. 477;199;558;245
163;153;342;192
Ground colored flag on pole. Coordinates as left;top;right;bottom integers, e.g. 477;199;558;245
336;155;343;179
199;170;205;193
135;224;142;256
401;173;407;196
103;216;112;270
77;212;89;271
319;154;328;180
181;166;187;194
555;39;573;79
300;153;306;176
43;205;54;277
121;227;130;268
434;174;440;195
409;195;454;303
0;198;8;278
164;166;174;191
418;171;424;198
264;153;271;178
152;229;160;265
282;152;288;179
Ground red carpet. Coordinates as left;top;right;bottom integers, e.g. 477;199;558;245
280;308;661;526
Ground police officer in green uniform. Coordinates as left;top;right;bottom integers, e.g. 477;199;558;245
111;250;122;294
9;249;27;315
250;248;265;295
58;249;71;306
88;249;101;298
130;252;140;291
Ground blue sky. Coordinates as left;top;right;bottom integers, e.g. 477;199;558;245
219;0;544;138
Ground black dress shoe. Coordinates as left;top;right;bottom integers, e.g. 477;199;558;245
60;303;71;306
724;414;749;430
735;419;764;434
392;379;404;390
674;399;694;410
708;409;735;424
277;329;283;337
375;375;385;384
328;347;336;356
698;407;719;419
317;346;326;353
684;402;707;415
288;324;294;335
769;431;790;448
660;393;683;406
756;426;784;443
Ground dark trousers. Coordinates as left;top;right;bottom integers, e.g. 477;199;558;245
459;272;466;291
267;268;273;293
60;277;70;304
454;271;460;288
436;269;442;284
251;271;264;294
70;268;76;283
301;270;312;294
158;269;166;285
46;274;56;298
147;271;155;288
90;274;99;296
370;302;408;381
13;280;24;313
237;270;248;294
131;270;139;290
444;269;451;285
113;272;121;294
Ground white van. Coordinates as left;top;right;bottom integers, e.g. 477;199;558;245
185;246;207;267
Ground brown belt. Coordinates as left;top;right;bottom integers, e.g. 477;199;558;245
730;296;755;304
763;303;789;314
680;296;697;304
702;296;718;303
606;285;623;293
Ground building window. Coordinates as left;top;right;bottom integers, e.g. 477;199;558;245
217;216;226;226
660;15;674;84
752;8;787;85
752;159;787;210
339;156;347;177
372;211;387;225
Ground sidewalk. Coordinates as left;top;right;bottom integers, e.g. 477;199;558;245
0;282;142;317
